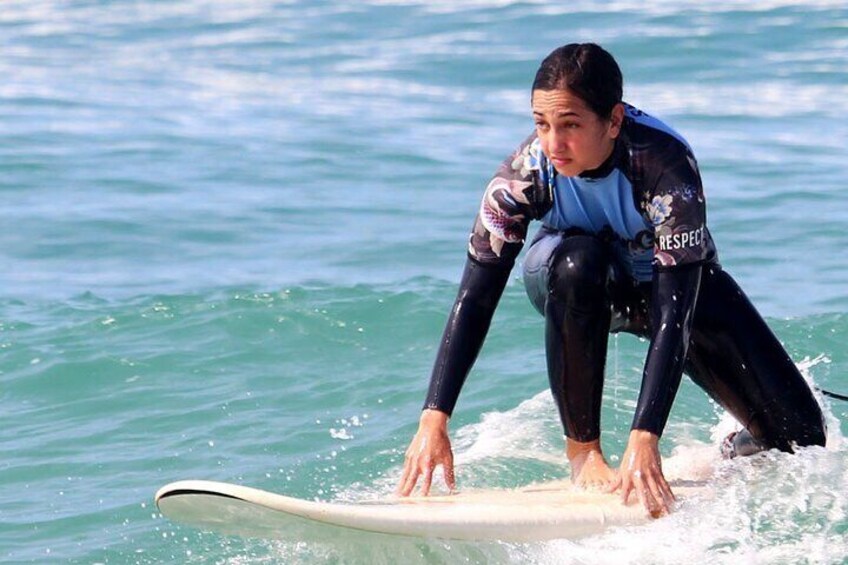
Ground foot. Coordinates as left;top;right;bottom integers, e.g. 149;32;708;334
566;439;620;491
720;429;767;459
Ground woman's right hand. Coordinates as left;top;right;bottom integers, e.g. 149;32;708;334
396;409;456;497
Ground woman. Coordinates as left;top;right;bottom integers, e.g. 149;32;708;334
396;43;826;516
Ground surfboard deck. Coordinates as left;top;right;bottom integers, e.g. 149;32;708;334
155;478;709;542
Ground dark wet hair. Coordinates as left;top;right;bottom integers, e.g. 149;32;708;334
532;43;623;119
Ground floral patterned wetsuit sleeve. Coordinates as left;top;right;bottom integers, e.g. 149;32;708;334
631;129;712;434
641;139;714;268
468;133;549;267
423;134;549;415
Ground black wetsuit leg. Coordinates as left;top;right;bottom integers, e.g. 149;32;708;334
684;265;826;451
525;230;825;451
543;235;611;442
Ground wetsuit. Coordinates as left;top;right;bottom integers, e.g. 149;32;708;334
424;104;825;451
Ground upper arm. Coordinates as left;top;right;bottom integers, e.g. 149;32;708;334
645;142;715;268
468;134;549;265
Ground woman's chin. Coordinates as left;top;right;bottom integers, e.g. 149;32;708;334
552;163;582;177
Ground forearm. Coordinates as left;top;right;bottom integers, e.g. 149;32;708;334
631;263;702;435
423;257;512;415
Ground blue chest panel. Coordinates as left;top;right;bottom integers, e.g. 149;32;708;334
543;170;649;239
541;170;655;281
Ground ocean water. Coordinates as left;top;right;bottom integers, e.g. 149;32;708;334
2;0;847;563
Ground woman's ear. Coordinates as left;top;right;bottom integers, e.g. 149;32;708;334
608;103;625;138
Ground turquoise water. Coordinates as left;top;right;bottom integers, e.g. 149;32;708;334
2;1;847;563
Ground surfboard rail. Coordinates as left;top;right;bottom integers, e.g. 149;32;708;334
155;478;709;542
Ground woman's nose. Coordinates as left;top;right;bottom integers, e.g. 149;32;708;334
546;130;566;155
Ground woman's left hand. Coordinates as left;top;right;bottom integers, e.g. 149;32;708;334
618;430;675;517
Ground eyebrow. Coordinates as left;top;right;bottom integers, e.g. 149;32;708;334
533;110;581;118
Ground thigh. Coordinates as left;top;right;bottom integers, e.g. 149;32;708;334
524;227;649;327
685;266;825;450
522;226;564;316
608;271;651;337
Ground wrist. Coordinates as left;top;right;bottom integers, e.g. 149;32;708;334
628;429;659;445
420;408;449;430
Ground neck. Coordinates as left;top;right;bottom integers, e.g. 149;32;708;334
579;139;618;179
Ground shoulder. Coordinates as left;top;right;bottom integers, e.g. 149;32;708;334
622;103;694;156
497;132;543;179
486;132;551;220
620;104;701;191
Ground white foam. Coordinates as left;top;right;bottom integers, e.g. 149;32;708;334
316;349;848;565
452;391;563;466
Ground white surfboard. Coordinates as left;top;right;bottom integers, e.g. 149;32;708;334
155;478;709;542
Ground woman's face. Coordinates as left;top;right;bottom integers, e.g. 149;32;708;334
531;88;623;177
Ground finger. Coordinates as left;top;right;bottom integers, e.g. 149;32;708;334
629;472;655;517
399;462;421;497
604;474;622;494
620;477;633;505
644;466;675;510
444;457;456;492
633;475;649;513
658;471;675;500
645;476;668;516
420;464;434;497
398;470;415;497
635;477;661;518
395;457;412;495
658;477;676;508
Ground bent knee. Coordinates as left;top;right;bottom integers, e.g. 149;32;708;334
548;236;610;301
752;406;827;452
795;419;827;449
